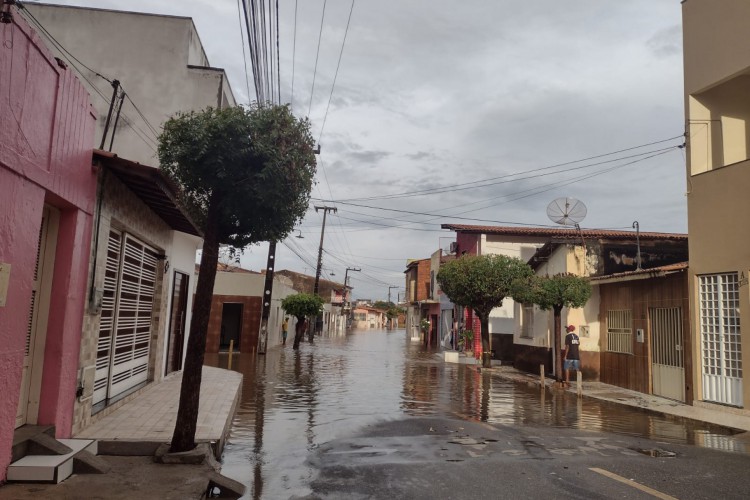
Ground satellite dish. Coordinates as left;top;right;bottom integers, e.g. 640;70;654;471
546;197;587;226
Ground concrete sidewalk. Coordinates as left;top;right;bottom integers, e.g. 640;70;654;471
76;365;243;456
487;364;750;433
2;366;243;499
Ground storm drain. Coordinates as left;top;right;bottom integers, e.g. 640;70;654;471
631;447;676;458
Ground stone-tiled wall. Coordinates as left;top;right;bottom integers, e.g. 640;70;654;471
73;172;173;435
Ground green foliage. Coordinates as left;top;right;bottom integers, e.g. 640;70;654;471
420;318;431;332
281;293;324;320
437;254;534;317
373;300;394;310
531;273;592;311
158;104;316;247
385;306;403;319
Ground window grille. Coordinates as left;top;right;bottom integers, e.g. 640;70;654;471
699;273;742;379
606;309;632;354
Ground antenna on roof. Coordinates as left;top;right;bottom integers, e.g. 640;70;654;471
546;197;587;226
547;197;588;274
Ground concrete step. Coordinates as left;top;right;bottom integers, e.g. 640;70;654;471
7;439;98;484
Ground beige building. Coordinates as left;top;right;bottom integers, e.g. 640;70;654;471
683;0;750;409
26;3;236;166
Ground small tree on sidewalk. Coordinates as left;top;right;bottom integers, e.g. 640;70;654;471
437;254;534;368
158;104;316;453
281;293;325;349
524;273;592;382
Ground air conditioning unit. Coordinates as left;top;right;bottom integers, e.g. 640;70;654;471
449;242;458;254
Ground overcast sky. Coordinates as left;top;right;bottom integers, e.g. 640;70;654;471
33;0;687;300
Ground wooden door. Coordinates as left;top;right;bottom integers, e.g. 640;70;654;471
165;271;189;375
16;207;57;427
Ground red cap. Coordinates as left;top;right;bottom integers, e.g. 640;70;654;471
566;325;575;332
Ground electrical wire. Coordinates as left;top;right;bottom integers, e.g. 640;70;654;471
335;140;684;202
308;0;327;117
290;0;298;109
317;0;355;144
236;0;252;103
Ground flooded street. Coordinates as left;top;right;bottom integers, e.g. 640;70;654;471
205;329;744;499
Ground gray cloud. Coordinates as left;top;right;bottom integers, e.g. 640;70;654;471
41;0;688;299
647;25;683;58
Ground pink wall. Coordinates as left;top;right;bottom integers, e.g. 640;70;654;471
0;9;96;481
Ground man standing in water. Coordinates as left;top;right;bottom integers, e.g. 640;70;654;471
282;317;289;346
563;324;581;387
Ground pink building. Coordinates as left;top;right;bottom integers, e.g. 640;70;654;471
0;8;96;481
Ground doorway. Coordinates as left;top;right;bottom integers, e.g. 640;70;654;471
165;271;189;375
221;303;243;350
16;206;58;428
651;307;686;402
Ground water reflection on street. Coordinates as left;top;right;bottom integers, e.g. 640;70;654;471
205;328;742;499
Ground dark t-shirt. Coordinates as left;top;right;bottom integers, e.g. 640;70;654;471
565;333;580;360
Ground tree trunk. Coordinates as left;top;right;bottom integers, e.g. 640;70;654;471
478;311;492;368
170;195;221;453
292;316;305;349
553;305;563;382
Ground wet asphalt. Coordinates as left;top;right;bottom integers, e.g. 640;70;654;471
205;329;750;500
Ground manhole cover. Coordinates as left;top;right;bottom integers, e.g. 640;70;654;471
632;448;676;458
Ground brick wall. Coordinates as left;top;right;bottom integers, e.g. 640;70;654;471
205;295;262;353
416;260;431;302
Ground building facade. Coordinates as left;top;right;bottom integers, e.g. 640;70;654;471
19;4;237;434
205;268;296;353
442;224;688;380
0;8;97;481
683;0;750;409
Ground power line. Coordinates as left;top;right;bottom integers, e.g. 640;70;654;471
308;0;327;116
236;0;252;102
337;140;684;202
317;0;355;144
315;148;676;230
19;8;160;152
290;0;298;109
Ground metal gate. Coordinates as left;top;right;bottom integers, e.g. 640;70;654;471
699;273;743;407
650;307;685;402
94;231;157;407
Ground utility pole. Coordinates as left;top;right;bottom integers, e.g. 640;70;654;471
387;285;399;328
343;267;360;328
257;241;277;355
313;206;337;333
388;286;398;305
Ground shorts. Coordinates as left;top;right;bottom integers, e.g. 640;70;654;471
564;359;580;371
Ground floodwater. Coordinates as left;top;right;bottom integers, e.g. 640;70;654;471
204;328;743;499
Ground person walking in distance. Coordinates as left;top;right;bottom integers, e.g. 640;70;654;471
563;324;581;387
282;317;289;346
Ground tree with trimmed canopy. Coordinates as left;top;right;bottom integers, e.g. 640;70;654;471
158;103;316;453
517;273;592;382
281;293;325;349
437;254;534;368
